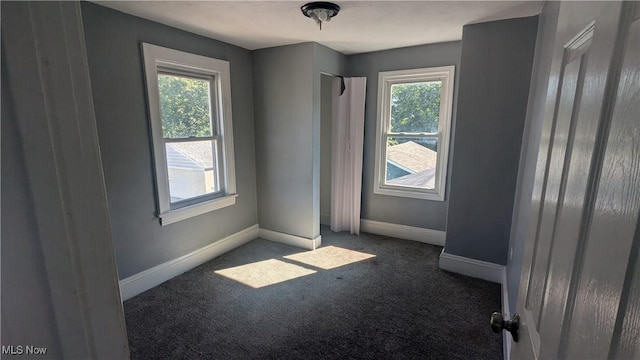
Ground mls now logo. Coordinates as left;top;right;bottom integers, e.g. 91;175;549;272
2;345;47;355
2;345;22;355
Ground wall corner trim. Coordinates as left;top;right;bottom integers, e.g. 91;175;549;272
119;224;259;301
438;250;504;283
258;228;321;250
360;219;446;246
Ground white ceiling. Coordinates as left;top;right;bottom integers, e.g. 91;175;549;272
93;1;543;55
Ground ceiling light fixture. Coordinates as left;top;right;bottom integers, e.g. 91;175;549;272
301;2;340;30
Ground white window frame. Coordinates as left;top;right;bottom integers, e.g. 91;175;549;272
373;66;455;201
142;43;237;225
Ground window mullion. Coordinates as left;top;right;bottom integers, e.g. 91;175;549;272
209;78;220;135
214;136;223;192
164;136;218;143
386;132;439;137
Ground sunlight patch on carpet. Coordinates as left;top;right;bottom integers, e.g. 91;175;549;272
284;246;376;270
214;259;316;288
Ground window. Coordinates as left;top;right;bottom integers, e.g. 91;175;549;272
142;43;236;225
374;66;455;201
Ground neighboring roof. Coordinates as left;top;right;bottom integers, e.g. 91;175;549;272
387;168;436;189
387;141;437;174
166;142;214;171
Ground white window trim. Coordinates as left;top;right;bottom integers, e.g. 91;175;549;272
373;66;455;201
142;43;237;225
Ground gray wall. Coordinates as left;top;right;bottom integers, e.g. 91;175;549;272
81;3;258;279
347;42;462;231
314;43;348;76
445;16;538;265
1;44;63;359
252;43;315;239
506;3;560;314
253;42;346;240
320;74;334;225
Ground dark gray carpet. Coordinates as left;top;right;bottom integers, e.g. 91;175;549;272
124;228;503;359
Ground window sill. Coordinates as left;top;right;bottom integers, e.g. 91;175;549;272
159;194;237;226
374;187;444;201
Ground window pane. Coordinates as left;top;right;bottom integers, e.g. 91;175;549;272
158;73;213;138
390;81;441;133
385;137;437;190
165;140;219;203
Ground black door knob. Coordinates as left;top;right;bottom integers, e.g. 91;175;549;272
490;312;520;342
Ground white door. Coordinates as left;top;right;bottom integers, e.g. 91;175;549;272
512;1;640;359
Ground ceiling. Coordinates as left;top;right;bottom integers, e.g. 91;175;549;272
93;1;544;55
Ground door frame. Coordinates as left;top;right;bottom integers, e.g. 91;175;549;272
2;2;129;358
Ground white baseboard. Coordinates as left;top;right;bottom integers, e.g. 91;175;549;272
439;250;509;358
258;228;321;250
438;250;504;283
360;219;446;246
119;224;259;301
501;268;511;360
